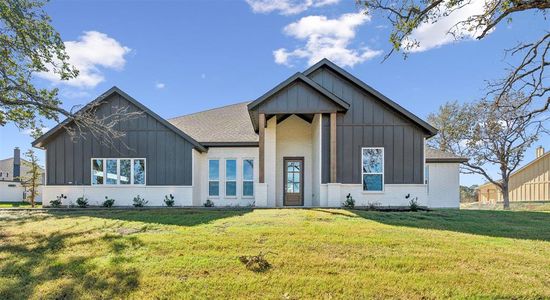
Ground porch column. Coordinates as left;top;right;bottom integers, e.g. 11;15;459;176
330;112;337;183
259;113;265;183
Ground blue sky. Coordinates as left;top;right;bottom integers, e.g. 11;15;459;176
0;0;548;186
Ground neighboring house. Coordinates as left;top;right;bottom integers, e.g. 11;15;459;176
0;147;45;202
478;146;549;203
33;59;466;208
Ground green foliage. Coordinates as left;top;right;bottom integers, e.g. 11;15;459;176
342;193;355;208
0;0;78;135
50;194;66;208
76;197;88;208
204;199;215;207
460;185;479;203
102;197;115;208
406;194;419;211
133;195;148;207
21;149;41;207
164;194;175;207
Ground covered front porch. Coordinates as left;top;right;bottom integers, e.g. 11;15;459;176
246;74;348;208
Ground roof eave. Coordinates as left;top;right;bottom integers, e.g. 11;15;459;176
32;86;207;153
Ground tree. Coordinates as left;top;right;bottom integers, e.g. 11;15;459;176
428;93;547;209
460;185;479;203
0;0;139;143
21;149;41;208
359;0;550;117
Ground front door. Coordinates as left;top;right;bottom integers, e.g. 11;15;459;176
284;157;304;206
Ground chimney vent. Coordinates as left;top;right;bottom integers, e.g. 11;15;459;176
13;147;20;181
536;146;545;158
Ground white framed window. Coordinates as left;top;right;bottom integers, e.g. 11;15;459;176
242;159;254;197
91;158;146;185
362;147;384;192
208;159;220;197
225;159;237;197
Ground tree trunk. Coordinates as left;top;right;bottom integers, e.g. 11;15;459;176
501;183;510;210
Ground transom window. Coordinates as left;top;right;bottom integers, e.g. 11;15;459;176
243;159;254;197
209;160;220;196
362;148;384;191
225;159;237;197
92;158;145;185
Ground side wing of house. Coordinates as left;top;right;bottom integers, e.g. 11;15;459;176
304;62;436;207
33;88;204;206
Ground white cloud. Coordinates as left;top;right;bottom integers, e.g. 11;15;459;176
246;0;340;15
273;12;382;67
37;31;131;88
403;0;489;53
155;82;165;89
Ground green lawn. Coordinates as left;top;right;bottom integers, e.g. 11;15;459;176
0;209;549;299
0;201;41;208
462;201;550;211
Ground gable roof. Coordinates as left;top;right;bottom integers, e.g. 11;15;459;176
425;148;468;163
169;102;258;145
32;86;207;152
303;59;438;137
247;72;350;112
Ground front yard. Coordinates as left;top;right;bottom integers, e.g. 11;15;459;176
0;208;548;299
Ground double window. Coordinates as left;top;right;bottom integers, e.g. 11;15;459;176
208;158;254;197
362;148;384;191
92;158;145;185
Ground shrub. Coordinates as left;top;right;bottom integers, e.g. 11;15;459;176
238;252;272;272
164;194;175;207
342;193;355;208
50;194;66;208
102;196;115;208
204;199;215;207
406;194;419;211
76;197;88;208
366;202;380;211
133;195;148;207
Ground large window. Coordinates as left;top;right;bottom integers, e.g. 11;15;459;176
225;159;237;196
91;158;146;185
362;148;384;191
209;160;219;196
243;159;254;197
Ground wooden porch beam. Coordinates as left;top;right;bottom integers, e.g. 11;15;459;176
330;112;337;183
259;113;265;183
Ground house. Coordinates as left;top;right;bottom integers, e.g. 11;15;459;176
33;59;466;208
0;147;45;202
478;146;549;203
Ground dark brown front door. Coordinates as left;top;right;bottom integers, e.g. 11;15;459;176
284;157;304;206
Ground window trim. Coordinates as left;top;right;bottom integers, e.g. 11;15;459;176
361;147;384;193
225;159;237;198
90;158;146;186
208;159;220;198
242;158;254;198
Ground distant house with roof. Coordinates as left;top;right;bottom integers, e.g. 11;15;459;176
0;147;44;202
478;146;549;203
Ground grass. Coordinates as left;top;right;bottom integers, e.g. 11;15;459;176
0;209;549;299
462;201;550;211
0;201;41;208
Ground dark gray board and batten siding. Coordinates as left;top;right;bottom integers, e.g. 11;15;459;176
45;93;194;186
312;67;427;185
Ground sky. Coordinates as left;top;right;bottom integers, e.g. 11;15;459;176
0;0;548;186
